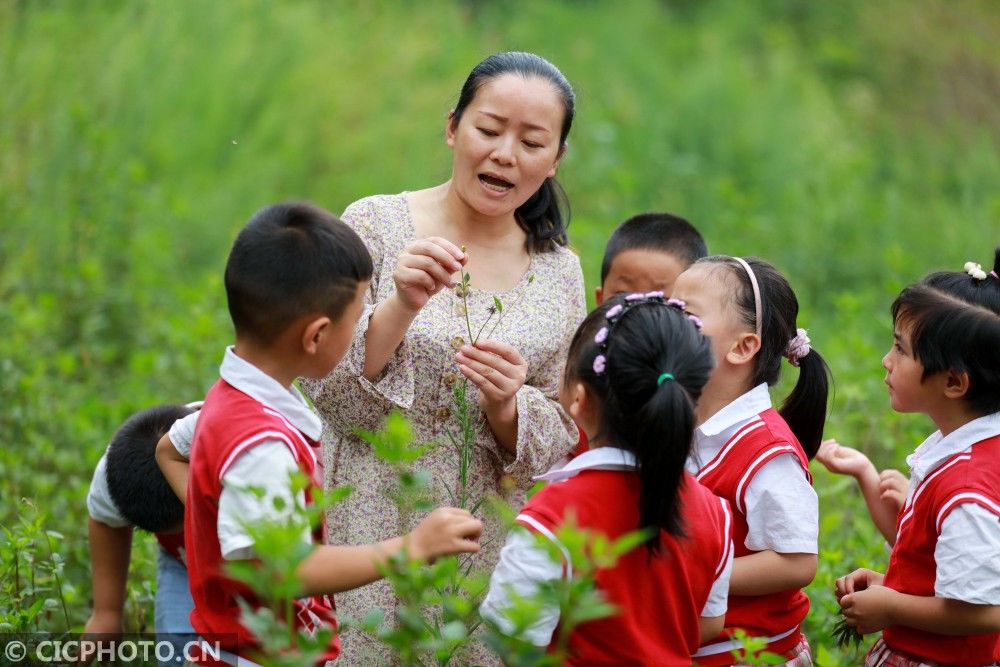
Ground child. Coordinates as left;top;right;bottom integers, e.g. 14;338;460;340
559;211;707;462
183;202;483;664
836;253;1000;666
672;256;830;665
596;212;707;304
481;293;735;664
815;439;909;544
85;403;197;639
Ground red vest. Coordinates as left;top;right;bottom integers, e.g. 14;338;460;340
185;379;338;664
882;434;1000;665
155;532;185;561
519;469;733;666
694;409;812;664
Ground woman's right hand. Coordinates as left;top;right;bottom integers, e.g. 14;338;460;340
393;237;466;312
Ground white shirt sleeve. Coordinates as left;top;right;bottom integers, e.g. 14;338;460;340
480;527;564;647
935;503;1000;604
167;411;200;459
702;544;733;618
86;451;131;528
743;453;818;554
217;440;310;560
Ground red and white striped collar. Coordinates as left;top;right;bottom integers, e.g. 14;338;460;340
906;411;1000;484
534;447;637;483
698;383;772;437
219;346;323;441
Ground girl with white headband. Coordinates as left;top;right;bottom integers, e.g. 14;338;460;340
672;255;831;666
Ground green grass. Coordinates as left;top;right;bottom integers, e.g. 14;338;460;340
1;0;998;662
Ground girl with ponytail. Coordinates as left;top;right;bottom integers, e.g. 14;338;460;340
836;249;1000;667
671;256;831;665
303;52;586;663
481;293;735;664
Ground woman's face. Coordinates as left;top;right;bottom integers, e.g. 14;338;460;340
446;73;565;219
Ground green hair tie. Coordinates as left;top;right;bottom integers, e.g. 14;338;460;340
657;372;675;386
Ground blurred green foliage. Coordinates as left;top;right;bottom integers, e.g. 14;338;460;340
1;0;997;662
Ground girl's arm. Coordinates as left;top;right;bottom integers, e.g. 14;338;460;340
815;439;902;543
480;527;564;647
700;615;726;644
735;454;818;595
840;586;1000;635
730;551;817;596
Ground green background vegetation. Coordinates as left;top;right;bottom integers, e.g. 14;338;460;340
2;1;998;662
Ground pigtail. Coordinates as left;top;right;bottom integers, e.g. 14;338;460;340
581;300;714;555
633;371;700;545
779;349;831;459
515;177;571;253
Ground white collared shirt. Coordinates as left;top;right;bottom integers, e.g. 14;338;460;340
206;347;322;560
481;447;733;646
903;412;1000;603
688;384;818;554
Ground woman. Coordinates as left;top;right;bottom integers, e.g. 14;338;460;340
303;51;586;663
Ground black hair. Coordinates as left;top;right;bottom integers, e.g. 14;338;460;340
105;404;195;533
891;247;1000;415
696;256;831;458
565;296;715;554
600;213;708;284
451;51;575;254
225;202;373;345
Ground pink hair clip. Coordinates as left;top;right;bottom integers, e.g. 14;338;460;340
785;328;811;366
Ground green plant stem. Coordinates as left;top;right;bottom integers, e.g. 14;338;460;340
42;532;70;629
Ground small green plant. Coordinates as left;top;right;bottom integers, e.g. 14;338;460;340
345;413;624;665
447;257;534;512
832;616;864;649
0;499;71;632
226;474;352;666
480;500;648;667
724;629;789;665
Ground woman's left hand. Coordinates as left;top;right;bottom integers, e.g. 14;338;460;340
455;340;527;419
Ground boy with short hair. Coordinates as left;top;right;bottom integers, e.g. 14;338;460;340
559;212;708;461
596;212;707;303
184;202;482;664
85;403;198;664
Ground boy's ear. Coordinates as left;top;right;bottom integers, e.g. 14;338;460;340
725;332;761;367
942;369;971;400
594;286;603;305
301;316;332;355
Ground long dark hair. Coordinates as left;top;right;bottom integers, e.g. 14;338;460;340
451;51;575;253
565;296;714;553
892;247;1000;415
696;256;831;458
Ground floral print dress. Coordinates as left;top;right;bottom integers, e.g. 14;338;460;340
302;193;586;665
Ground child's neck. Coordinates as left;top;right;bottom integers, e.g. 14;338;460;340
696;370;755;426
929;401;984;438
232;341;297;389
